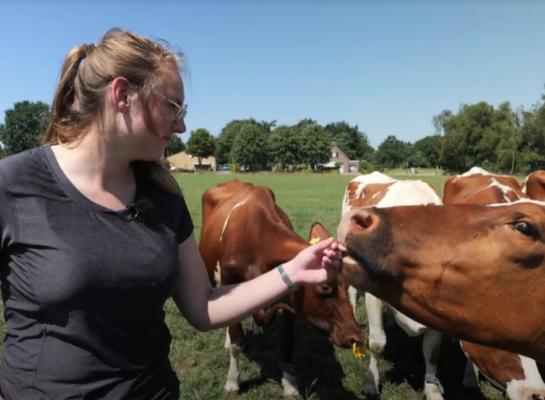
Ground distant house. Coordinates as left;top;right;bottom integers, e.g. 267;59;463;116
324;142;359;174
167;151;216;172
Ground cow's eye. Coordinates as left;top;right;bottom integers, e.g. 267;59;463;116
514;222;535;237
319;284;332;293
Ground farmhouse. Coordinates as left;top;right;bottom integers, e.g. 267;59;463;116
167;151;216;172
273;142;360;173
325;142;359;173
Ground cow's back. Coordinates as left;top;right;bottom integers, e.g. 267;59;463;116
200;182;301;286
342;172;395;214
201;179;255;224
343;172;441;213
443;173;526;205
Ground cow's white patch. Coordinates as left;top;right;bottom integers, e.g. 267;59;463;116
220;199;248;241
488;198;545;207
505;355;545;400
522;174;530;194
224;342;242;394
376;180;442;208
214;262;222;287
252;321;264;335
224;327;230;348
458;166;513;179
353;172;396;200
459;166;491;177
461;342;545;400
351;171;397;186
281;370;300;397
466;177;523;203
341;172;396;215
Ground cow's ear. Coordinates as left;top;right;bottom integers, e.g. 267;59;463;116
309;222;330;242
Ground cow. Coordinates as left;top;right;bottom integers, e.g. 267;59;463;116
340;171;445;400
442;167;545;400
199;179;365;398
442;166;525;205
336;194;545;368
521;170;545;201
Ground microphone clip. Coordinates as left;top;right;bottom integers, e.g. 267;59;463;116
126;198;154;222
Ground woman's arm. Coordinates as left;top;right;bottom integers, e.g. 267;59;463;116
171;233;340;332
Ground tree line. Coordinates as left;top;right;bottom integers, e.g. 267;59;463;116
1;86;545;174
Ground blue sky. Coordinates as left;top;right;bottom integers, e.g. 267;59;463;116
1;1;544;148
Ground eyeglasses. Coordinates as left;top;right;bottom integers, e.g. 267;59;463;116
153;91;187;122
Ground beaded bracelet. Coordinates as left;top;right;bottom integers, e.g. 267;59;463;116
276;264;299;291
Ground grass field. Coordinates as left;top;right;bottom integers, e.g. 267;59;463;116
163;170;526;400
0;170;526;399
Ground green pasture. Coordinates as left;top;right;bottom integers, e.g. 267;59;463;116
0;170;528;399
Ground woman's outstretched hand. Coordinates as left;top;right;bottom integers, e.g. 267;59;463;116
283;237;344;286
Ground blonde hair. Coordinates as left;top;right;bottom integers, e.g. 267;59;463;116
44;27;184;195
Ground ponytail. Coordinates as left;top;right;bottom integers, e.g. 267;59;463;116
44;44;96;145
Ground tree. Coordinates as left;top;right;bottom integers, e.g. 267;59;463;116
432;109;453;136
0;101;50;155
185;128;216;165
165;134;185;157
268;125;300;169
259;119;277;134
0;126;5;160
231;124;269;171
374;135;411;168
297;124;331;169
493;102;521;174
412;135;443;167
294;118;319;131
435;101;516;173
215;118;269;164
518;101;545;161
324;121;375;161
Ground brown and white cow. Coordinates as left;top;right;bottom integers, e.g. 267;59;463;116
442;167;545;400
521;170;545;201
341;171;445;400
199;179;365;398
442;166;525;205
336;191;545;369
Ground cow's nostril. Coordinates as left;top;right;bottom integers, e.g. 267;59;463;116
352;214;374;230
348;333;365;346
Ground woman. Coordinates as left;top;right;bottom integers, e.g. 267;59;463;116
0;28;344;400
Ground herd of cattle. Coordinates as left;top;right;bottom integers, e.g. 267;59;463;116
197;167;545;400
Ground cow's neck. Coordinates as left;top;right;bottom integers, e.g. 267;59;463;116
267;234;308;271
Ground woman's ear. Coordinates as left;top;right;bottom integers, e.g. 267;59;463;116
110;76;131;113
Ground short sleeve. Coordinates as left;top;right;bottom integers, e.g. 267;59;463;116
176;194;194;244
0;170;18;254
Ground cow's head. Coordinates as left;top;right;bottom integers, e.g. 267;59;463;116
336;200;545;361
291;222;365;351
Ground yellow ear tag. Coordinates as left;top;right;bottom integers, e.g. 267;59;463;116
309;237;321;245
353;342;365;359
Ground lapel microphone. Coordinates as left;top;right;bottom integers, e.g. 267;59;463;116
124;198;154;222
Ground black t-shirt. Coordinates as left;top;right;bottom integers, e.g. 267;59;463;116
0;145;194;400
